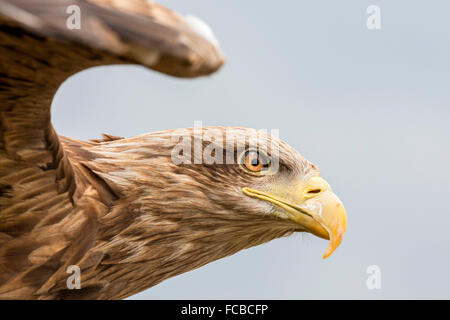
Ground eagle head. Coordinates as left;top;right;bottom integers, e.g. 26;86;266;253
89;126;347;272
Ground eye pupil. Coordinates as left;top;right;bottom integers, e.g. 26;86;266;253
241;150;271;174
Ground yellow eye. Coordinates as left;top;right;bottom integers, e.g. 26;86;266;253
240;150;271;174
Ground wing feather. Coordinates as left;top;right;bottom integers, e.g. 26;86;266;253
0;0;225;77
0;0;224;298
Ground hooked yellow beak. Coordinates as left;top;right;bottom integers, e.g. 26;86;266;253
242;176;347;259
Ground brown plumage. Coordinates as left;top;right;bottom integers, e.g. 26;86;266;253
0;0;347;299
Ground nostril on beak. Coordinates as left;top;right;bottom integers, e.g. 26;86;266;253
306;188;322;195
303;176;331;198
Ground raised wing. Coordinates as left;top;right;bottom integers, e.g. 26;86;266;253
0;0;224;77
0;0;224;299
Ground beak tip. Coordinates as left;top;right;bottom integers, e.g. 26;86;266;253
322;231;345;259
322;247;333;259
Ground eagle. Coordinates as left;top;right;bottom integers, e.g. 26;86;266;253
0;0;347;299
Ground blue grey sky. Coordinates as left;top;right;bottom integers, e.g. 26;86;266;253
52;0;450;299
